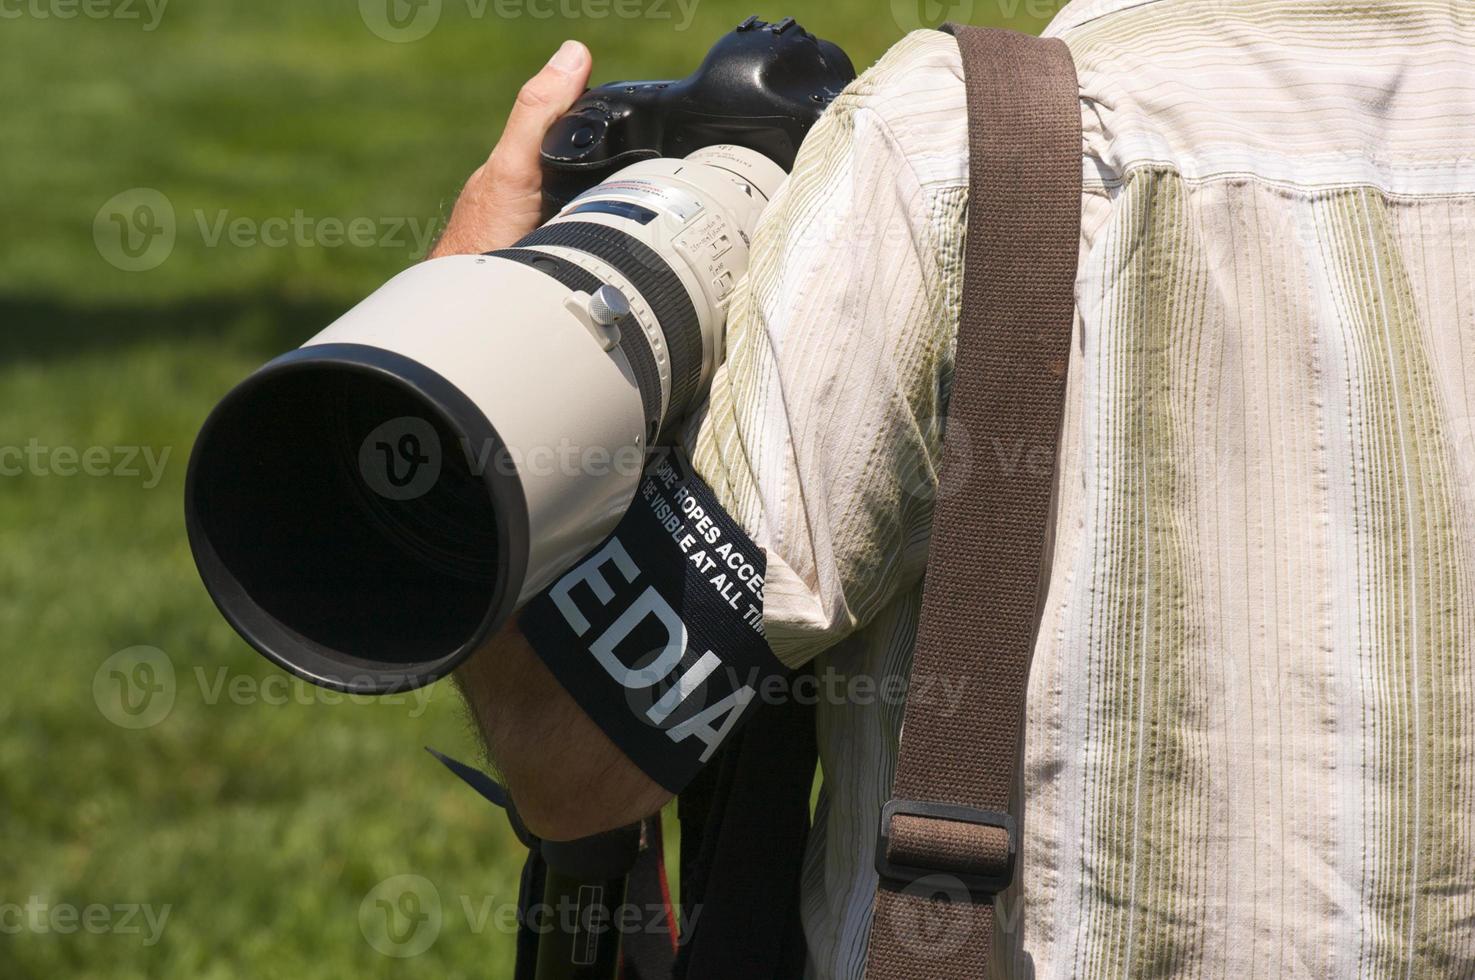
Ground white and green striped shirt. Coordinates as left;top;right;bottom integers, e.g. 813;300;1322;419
687;3;1475;977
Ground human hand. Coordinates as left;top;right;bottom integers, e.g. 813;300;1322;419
436;39;674;840
430;39;592;258
456;620;673;841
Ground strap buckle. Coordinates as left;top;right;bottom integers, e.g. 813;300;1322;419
874;799;1017;903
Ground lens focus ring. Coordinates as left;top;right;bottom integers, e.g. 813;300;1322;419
512;221;704;432
484;247;664;443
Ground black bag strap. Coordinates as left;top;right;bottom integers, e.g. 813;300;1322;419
864;24;1081;980
672;677;816;979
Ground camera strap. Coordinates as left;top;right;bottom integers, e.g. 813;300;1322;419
669;674;815;980
427;747;680;980
864;23;1081;980
520;447;789;794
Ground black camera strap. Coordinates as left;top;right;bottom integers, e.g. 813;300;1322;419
430;710;816;980
669;677;816;980
520;448;789;795
428;748;679;980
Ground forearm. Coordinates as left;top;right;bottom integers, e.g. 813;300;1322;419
455;621;672;841
423;40;673;841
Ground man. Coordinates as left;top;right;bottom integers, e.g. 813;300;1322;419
441;3;1475;975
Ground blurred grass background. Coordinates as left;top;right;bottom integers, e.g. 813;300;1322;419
0;1;1051;977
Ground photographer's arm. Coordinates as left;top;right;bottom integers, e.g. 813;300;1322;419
433;40;673;842
457;622;673;840
446;32;966;842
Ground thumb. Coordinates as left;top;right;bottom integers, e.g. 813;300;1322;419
487;40;593;191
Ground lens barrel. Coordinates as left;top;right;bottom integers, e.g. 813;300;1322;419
185;146;785;692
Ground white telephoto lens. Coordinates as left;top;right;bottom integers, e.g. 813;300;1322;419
185;146;787;692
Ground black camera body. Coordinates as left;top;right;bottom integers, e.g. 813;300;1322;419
540;15;856;214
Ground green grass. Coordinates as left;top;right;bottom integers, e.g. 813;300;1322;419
0;2;1050;976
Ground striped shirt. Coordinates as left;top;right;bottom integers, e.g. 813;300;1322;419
685;3;1475;978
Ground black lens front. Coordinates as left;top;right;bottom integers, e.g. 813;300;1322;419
185;346;525;692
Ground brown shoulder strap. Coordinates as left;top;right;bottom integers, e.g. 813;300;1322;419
864;24;1080;980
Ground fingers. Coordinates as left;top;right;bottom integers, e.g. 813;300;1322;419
487;39;592;192
428;40;592;259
